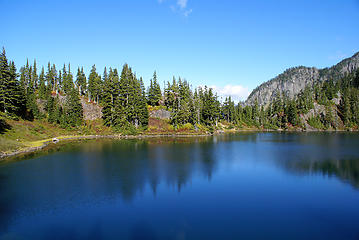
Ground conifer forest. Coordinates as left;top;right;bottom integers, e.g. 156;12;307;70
1;47;359;134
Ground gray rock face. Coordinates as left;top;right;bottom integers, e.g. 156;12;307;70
81;98;103;120
246;52;359;106
149;109;171;119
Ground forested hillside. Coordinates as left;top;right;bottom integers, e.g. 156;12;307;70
1;46;359;146
246;52;359;106
0;47;224;136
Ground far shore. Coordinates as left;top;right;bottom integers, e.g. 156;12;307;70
0;129;357;160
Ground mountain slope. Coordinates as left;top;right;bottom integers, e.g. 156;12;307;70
246;52;359;106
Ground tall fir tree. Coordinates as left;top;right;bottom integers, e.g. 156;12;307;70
63;87;83;127
102;67;121;126
76;67;86;96
147;71;162;106
88;65;102;103
0;48;23;115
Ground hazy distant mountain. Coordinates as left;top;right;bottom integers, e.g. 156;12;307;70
246;52;359;106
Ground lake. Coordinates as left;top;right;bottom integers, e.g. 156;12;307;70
0;133;359;240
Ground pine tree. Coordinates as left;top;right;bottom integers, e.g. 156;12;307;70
32;60;38;90
102;67;120;126
47;94;62;124
324;105;333;129
38;67;47;99
147;71;162;106
353;69;359;88
164;76;179;110
252;100;259;126
0;48;23;115
200;86;220;125
286;99;298;126
63;64;73;94
45;62;54;93
76;67;86;96
175;79;191;124
63;87;83;127
138;77;149;126
118;64;148;127
26;91;40;120
88;65;102;103
340;90;351;126
192;89;201;124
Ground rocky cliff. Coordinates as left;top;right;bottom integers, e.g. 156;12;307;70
246;52;359;106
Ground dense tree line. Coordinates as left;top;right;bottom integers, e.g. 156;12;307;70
102;64;148;129
0;48;150;130
164;69;359;130
0;48;82;128
226;69;359;130
1;47;359;132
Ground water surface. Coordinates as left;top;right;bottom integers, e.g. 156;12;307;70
1;133;359;239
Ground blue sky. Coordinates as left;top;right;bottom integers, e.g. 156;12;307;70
1;0;359;102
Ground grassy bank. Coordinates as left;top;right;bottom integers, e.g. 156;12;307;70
2;116;324;159
0;118;114;153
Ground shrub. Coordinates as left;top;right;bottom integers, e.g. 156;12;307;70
182;123;194;130
307;116;325;129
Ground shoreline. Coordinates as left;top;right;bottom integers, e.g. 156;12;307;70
0;133;213;160
0;129;357;160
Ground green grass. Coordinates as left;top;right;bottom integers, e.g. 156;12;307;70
0;138;24;152
0;117;267;154
0;118;114;153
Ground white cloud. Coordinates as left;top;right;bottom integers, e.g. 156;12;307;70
184;8;192;17
209;85;250;103
158;0;192;17
177;0;188;9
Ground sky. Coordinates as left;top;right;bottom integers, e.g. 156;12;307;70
1;0;359;102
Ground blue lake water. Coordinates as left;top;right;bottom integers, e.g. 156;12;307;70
0;133;359;239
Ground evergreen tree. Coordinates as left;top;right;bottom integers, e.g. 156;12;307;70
0;48;23;115
340;90;351;126
32;60;38;90
63;64;73;94
324;105;333;129
38;67;47;99
76;67;86;96
147;71;162;106
88;65;102;103
46;94;62;124
138;77;149;126
173;79;191;124
63;87;83;127
45;62;54;92
26;91;40;120
286;99;299;126
102;67;121;126
119;64;148;127
200;86;220;125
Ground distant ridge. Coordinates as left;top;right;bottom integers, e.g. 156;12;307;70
246;51;359;106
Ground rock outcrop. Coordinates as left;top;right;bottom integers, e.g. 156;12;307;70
81;98;102;120
36;96;103;120
149;109;171;120
246;52;359;106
